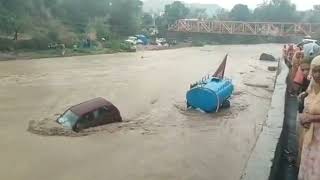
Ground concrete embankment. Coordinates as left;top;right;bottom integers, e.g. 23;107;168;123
241;59;292;180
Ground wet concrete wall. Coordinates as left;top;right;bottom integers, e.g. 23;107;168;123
271;95;299;180
241;59;289;180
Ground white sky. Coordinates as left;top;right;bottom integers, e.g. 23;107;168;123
184;0;319;10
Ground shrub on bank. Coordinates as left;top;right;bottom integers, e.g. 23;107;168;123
0;37;52;51
73;48;93;54
16;36;51;50
0;38;15;51
120;42;136;52
0;34;135;54
102;40;136;52
191;41;205;47
103;40;122;50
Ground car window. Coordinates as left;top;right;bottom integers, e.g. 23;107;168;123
76;112;95;128
103;106;109;111
91;108;107;121
93;110;99;119
81;112;94;123
82;112;94;121
100;106;110;115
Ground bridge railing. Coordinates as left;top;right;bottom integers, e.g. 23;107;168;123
168;19;320;36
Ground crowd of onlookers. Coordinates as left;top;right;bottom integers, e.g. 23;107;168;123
282;38;320;180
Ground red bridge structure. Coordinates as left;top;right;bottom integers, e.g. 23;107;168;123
168;19;320;37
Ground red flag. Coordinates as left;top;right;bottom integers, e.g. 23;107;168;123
213;54;228;79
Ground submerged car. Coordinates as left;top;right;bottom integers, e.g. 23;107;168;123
57;98;122;132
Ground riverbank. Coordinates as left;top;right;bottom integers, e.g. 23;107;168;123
0;42;278;61
0;43;192;61
0;39;287;61
0;48;128;61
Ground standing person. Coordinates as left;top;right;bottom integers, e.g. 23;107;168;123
292;51;304;81
298;56;320;180
283;45;288;60
287;44;295;67
290;51;305;95
60;44;66;56
296;60;312;165
294;60;311;94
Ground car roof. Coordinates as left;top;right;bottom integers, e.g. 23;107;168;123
69;98;114;116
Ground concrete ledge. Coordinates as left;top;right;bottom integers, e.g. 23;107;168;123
241;60;289;180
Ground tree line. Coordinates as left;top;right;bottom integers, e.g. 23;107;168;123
0;0;144;50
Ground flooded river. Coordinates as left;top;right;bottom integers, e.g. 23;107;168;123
0;44;281;180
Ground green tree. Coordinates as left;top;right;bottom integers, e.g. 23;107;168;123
188;8;207;19
215;8;230;21
308;5;320;23
154;1;190;37
0;0;33;40
142;13;154;27
253;0;299;22
230;4;251;21
87;17;111;40
164;1;189;25
6;15;31;40
155;15;168;37
109;0;143;36
53;0;108;33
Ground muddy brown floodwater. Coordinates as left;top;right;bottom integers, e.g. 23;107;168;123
0;44;281;180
